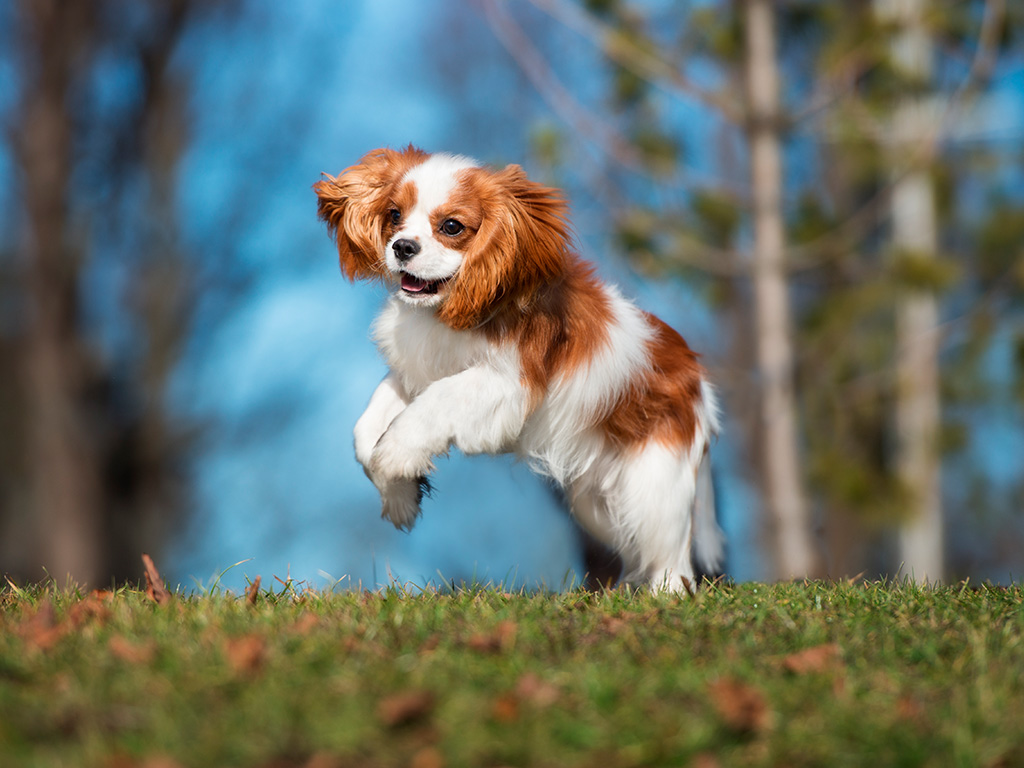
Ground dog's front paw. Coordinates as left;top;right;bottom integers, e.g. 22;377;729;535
380;478;429;531
369;425;436;482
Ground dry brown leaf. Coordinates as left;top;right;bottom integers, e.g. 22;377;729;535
246;576;262;606
600;615;628;635
301;753;343;768
140;758;184;768
376;690;435;727
105;754;184;768
224;634;267;675
68;593;113;627
409;747;444;768
491;693;520;723
291;612;320;635
141;553;172;606
109;635;156;664
897;694;926;725
467;620;517;653
708;677;772;734
515;673;560;708
782;643;842;675
419;633;441;653
691;753;722;768
19;598;64;650
19;591;116;651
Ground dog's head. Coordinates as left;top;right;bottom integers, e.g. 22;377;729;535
315;146;571;330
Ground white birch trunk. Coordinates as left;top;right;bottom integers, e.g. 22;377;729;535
743;0;818;579
877;0;944;583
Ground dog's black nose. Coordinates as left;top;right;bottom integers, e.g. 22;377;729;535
392;238;420;262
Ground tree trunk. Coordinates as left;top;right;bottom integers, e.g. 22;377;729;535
16;1;106;587
743;0;818;579
878;0;944;583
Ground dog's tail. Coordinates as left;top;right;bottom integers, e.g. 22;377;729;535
692;380;725;580
692;447;724;579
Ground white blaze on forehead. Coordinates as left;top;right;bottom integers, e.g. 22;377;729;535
386;152;481;289
402;153;480;219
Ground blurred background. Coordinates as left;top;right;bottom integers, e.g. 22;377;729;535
1;0;1022;592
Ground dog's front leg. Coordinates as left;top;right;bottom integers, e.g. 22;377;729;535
353;374;425;531
354;374;409;469
369;364;528;518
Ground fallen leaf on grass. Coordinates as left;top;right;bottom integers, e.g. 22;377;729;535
466;620;517;653
256;753;342;768
897;694;926;726
377;691;435;727
109;635;156;664
491;693;520;723
224;634;267;675
708;677;772;735
291;612;320;635
246;576;262;606
691;754;722;768
106;754;184;768
515;673;560;708
600;615;629;636
19;592;113;651
782;643;842;675
301;754;344;768
18;598;63;650
409;747;444;768
68;592;113;626
142;553;172;606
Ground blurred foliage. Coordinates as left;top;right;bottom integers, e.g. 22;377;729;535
691;191;741;249
888;249;961;293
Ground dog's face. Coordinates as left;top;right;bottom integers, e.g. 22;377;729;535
380;153;481;309
315;146;571;330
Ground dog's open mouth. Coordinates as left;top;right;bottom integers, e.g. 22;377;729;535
400;272;451;296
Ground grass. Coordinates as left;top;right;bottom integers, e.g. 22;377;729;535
1;577;1023;768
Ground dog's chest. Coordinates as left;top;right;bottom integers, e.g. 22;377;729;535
372;300;492;396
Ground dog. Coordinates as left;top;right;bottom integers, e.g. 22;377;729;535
315;146;723;592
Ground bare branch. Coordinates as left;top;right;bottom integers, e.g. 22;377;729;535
480;0;647;169
526;0;742;121
966;0;1006;86
479;0;745;193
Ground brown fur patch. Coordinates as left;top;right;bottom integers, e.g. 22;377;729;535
436;165;571;331
314;145;428;280
484;260;613;406
600;314;704;450
390;180;419;222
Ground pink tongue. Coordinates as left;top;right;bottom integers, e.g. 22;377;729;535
401;274;428;292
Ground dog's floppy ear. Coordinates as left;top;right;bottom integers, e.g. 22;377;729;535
439;164;571;330
314;145;428;281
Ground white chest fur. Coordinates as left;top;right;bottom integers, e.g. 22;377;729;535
372;299;495;397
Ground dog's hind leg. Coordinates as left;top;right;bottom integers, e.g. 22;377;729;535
599;442;703;594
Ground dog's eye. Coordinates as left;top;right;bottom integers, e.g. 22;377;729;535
440;218;464;236
389;209;402;225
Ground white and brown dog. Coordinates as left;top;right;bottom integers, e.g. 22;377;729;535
315;146;722;591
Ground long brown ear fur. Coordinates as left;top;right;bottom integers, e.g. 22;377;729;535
314;145;428;280
438;164;571;330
